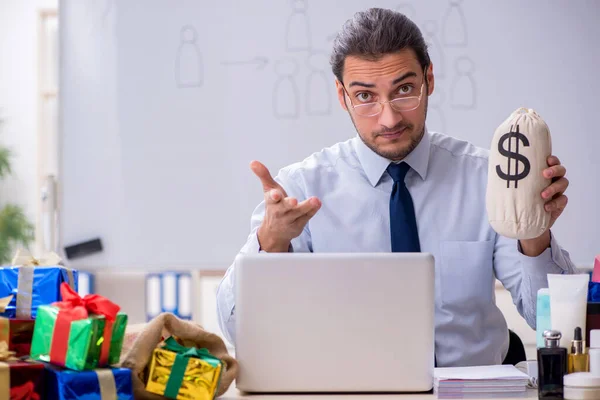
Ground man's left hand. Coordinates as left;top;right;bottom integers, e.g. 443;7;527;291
519;155;569;257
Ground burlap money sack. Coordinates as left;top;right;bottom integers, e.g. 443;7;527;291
486;107;552;239
119;312;238;398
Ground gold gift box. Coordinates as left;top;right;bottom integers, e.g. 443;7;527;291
146;347;222;400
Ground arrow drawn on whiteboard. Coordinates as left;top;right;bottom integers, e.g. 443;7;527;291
221;57;269;70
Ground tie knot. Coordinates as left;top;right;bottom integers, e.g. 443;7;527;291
387;162;411;183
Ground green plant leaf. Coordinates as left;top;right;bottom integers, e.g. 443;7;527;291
0;204;35;264
0;147;10;179
0;117;35;264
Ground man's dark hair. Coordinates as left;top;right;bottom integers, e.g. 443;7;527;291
330;8;431;83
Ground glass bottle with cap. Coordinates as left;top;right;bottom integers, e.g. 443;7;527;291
568;326;589;373
538;329;568;399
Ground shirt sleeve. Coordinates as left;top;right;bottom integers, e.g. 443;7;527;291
215;170;313;346
493;230;580;330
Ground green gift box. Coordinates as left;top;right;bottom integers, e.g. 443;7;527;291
29;282;127;371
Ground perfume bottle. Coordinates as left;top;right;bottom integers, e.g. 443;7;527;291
538;330;567;399
568;326;589;373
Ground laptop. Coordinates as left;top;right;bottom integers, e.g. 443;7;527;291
234;252;435;393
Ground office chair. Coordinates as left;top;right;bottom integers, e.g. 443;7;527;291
433;330;527;367
502;329;527;365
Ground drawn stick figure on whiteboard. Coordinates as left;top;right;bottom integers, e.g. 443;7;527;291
423;20;445;78
286;0;311;52
305;51;332;116
442;0;468;47
395;3;416;21
175;25;203;88
273;58;300;119
427;87;447;133
450;56;476;109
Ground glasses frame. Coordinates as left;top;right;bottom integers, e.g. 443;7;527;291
341;69;427;117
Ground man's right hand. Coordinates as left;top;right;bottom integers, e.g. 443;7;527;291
250;160;321;252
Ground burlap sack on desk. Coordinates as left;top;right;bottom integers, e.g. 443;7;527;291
119;312;238;399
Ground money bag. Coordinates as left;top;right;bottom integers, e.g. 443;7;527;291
486;107;552;239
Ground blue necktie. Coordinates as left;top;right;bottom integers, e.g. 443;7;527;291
387;162;421;252
387;162;431;365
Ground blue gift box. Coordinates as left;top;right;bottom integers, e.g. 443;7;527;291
0;266;78;318
589;281;600;302
45;364;134;400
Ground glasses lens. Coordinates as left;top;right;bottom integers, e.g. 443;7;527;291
354;103;382;116
390;97;420;112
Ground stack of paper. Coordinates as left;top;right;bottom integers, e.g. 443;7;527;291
434;365;530;399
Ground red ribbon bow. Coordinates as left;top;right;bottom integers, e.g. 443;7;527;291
10;381;40;400
52;282;120;321
49;283;121;367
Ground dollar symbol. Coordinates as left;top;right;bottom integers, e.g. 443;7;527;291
495;124;531;188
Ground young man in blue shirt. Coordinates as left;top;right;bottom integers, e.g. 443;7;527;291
216;8;577;367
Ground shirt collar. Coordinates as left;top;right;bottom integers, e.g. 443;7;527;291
353;127;431;187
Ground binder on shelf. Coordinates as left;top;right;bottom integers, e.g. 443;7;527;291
146;272;192;321
77;271;95;297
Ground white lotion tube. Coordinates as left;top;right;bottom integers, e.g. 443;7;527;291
548;273;590;352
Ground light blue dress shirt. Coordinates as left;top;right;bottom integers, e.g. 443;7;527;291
216;129;578;367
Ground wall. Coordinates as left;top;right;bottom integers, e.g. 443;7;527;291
59;1;600;270
0;0;57;256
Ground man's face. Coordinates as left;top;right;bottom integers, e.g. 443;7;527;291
336;48;434;161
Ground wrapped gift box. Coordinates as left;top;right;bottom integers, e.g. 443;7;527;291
0;295;35;357
1;318;34;358
45;364;134;400
0;358;45;399
145;336;223;400
30;283;127;371
0;250;77;319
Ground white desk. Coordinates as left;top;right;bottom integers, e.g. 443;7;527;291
221;386;538;399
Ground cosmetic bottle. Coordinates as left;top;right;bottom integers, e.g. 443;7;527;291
548;274;589;351
537;288;551;348
568;327;589;373
538;330;568;399
589;330;600;375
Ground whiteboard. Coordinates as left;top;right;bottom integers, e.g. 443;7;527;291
59;0;600;269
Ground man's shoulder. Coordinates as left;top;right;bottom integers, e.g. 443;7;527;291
429;131;489;165
278;137;358;179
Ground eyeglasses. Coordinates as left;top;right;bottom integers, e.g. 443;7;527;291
342;81;425;117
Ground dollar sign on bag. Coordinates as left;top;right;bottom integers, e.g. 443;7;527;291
496;124;531;188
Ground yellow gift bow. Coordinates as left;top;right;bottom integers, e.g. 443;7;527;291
0;340;18;398
0;295;13;344
11;249;61;267
10;249;75;319
0;341;17;362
